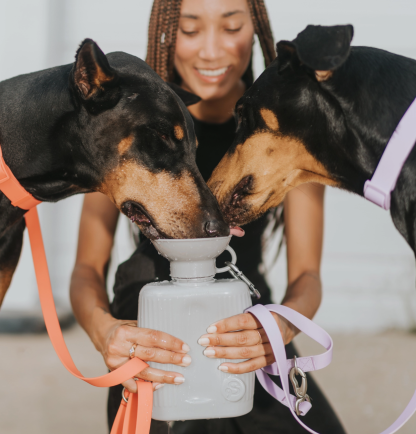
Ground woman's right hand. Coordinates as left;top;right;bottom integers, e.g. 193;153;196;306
94;313;191;393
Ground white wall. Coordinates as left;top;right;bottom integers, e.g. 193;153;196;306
1;0;416;331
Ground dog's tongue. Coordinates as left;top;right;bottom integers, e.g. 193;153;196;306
230;226;245;237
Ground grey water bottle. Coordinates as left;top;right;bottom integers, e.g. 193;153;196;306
138;236;255;421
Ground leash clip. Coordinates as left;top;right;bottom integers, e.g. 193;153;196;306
224;261;261;299
289;356;311;415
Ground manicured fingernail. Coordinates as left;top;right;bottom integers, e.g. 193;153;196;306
174;377;185;384
198;337;210;346
207;325;217;334
182;344;190;352
181;355;192;366
155;384;165;390
218;365;229;372
203;349;215;357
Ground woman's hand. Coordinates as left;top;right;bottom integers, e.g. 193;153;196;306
94;313;191;393
198;311;295;374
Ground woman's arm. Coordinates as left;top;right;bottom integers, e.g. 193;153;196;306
198;184;325;373
70;193;190;392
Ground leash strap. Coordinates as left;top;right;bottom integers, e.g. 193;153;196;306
0;147;41;209
248;304;416;434
364;97;416;209
0;146;152;434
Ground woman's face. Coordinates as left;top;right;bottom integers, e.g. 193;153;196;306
175;0;254;101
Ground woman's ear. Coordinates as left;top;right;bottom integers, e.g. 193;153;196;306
72;38;119;99
167;82;202;106
276;25;354;82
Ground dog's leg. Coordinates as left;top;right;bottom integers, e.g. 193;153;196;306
0;219;25;308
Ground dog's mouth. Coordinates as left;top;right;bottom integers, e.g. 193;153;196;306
121;201;170;240
221;175;255;225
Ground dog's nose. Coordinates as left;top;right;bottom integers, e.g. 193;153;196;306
205;220;230;237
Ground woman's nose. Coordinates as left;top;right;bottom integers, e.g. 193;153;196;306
199;28;223;61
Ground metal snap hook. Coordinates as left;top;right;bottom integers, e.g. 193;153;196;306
224;261;261;299
289;356;311;415
122;387;129;403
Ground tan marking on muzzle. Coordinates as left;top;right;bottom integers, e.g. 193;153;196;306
99;161;203;238
118;135;134;155
209;132;338;224
174;125;184;140
315;70;333;82
260;108;279;131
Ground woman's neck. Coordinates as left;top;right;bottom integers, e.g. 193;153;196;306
185;79;246;124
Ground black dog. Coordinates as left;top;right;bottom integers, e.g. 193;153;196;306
209;25;416;252
0;39;228;307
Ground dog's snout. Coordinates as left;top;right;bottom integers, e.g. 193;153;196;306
204;220;230;238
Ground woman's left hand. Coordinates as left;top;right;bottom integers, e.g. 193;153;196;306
198;311;295;374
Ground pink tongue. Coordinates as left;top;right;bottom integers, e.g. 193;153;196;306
230;226;245;237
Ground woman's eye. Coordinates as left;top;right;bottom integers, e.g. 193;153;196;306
225;26;243;33
180;28;198;36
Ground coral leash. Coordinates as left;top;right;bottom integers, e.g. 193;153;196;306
0;146;152;434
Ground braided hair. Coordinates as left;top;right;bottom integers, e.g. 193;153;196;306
146;0;276;82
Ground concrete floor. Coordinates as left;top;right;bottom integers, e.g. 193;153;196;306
1;325;416;434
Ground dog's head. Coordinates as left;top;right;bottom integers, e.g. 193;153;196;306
209;24;415;226
69;39;228;239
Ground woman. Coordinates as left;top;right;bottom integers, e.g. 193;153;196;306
70;0;345;433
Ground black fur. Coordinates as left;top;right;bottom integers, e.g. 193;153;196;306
231;25;416;252
0;39;227;304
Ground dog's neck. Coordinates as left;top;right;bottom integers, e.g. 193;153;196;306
0;64;90;202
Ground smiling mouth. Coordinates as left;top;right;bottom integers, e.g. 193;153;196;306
196;66;229;77
121;201;170;240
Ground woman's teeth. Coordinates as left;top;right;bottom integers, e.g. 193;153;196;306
197;67;228;77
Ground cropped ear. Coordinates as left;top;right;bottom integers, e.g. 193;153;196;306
72;39;118;99
167;82;201;107
277;25;354;82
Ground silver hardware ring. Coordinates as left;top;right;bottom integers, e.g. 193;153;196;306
122;387;129;403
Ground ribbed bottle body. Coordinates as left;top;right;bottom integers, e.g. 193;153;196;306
138;278;254;421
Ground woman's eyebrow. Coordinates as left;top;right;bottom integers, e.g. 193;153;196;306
180;10;244;20
222;10;244;18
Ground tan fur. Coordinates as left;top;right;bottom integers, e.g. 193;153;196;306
315;70;333;82
209;132;338;224
174;125;184;141
100;160;203;238
0;267;15;308
118;136;134;155
260;108;279;131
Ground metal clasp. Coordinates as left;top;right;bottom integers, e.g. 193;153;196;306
224;261;261;299
289;356;311;416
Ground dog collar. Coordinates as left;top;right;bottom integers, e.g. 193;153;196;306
364;97;416;210
0;145;41;209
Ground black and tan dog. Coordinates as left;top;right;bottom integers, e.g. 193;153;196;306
0;39;228;307
209;24;416;252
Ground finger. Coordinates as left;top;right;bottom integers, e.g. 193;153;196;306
134;346;192;367
203;343;272;360
152;382;165;392
136;366;186;385
206;313;260;334
198;329;267;347
128;328;190;354
122;378;138;393
218;354;275;374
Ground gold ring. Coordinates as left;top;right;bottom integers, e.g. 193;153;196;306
129;343;137;359
257;330;262;345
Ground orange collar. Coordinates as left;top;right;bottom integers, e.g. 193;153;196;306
0;145;41;209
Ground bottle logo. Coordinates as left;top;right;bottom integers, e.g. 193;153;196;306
222;377;246;402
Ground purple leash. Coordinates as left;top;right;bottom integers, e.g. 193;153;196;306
247;304;416;433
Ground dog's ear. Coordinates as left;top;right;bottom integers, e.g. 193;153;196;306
166;82;201;106
72;39;118;99
277;25;354;82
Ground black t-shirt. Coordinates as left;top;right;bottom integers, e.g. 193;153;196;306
111;116;273;320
